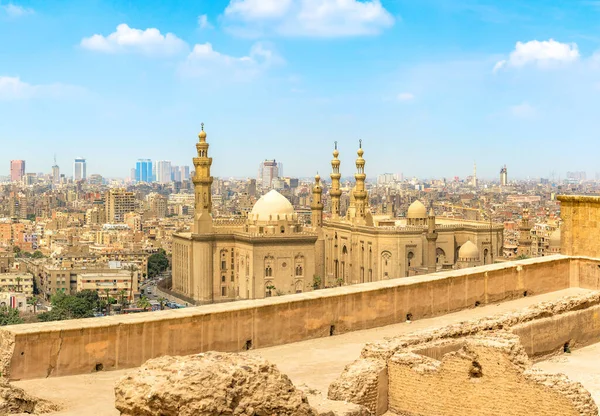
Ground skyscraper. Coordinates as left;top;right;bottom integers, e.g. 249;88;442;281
258;159;280;189
10;160;25;183
180;165;190;181
73;157;87;181
156;160;172;184
135;159;153;183
52;156;60;185
105;189;136;223
500;165;508;186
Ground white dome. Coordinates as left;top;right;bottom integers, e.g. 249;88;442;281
407;200;427;219
459;241;480;260
250;190;295;222
549;228;561;248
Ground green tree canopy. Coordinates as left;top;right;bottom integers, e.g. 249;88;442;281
0;306;23;326
147;249;169;278
38;290;100;322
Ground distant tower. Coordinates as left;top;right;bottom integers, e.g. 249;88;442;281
73;157;86;181
330;142;342;220
500;165;508;186
52;155;60;185
352;140;368;225
311;173;323;227
517;208;532;257
426;204;438;273
193;123;213;234
472;161;477;187
10;160;25;183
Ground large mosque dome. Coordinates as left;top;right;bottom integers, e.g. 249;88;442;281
250;190;295;222
458;241;480;260
407;200;427;219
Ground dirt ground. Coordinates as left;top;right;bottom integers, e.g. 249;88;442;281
12;288;592;415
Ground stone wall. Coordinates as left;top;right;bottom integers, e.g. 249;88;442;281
558;195;600;257
387;333;595;416
328;290;600;415
0;255;575;380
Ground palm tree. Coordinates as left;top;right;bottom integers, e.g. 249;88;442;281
124;264;138;304
118;290;128;309
27;295;38;314
15;276;22;293
136;296;151;311
104;289;112;314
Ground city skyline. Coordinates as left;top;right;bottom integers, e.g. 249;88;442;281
3;0;600;179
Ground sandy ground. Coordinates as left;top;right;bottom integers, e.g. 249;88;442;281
13;287;591;415
534;342;600;406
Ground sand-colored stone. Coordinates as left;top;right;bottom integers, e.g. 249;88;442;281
114;351;316;416
0;378;59;414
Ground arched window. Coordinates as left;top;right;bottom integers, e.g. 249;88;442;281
436;248;446;264
265;266;272;277
381;251;392;279
407;251;414;267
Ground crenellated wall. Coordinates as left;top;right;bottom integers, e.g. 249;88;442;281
0;255;582;381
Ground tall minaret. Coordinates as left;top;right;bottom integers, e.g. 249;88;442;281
472;161;478;187
330;142;342;220
193;123;213;234
311;173;324;227
352;140;368;224
426;204;438;273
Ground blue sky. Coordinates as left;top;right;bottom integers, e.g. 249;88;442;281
1;0;600;180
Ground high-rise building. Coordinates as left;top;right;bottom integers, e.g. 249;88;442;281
10;160;25;183
148;193;168;218
156;160;172;184
73;157;87;181
105;189;136;223
135;159;153;183
52;165;60;184
258;159;280;189
500;165;508;186
180;166;190;181
171;165;182;182
377;173;398;185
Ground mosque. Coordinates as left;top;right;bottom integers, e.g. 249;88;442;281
171;126;505;303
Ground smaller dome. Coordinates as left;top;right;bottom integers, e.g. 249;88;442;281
198;123;207;140
407;200;427;219
459;241;480;260
250;190;295;222
549;228;561;248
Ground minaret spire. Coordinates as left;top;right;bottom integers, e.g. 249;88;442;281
193;122;213;233
330;142;342;220
311;172;324;227
352;140;368;224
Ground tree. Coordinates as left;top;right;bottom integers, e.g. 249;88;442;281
136;296;151;311
31;250;44;259
38;290;99;322
147;249;169;279
158;297;167;311
118;290;128;309
15;276;22;293
124;264;137;303
312;275;322;290
516;254;530;260
0;306;23;326
266;284;276;297
27;296;38;314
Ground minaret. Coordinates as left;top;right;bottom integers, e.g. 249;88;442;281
193;123;213;234
352;140;368;225
472;161;478;187
426;204;438;273
517;208;532;257
311;173;324;227
330;142;342;220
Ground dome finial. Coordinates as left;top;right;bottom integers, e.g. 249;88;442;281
334;141;338;150
359;139;362;149
201;122;204;131
198;122;207;141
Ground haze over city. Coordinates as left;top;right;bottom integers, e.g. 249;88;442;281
2;0;600;179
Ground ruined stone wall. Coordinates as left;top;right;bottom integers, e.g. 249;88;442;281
329;291;600;415
387;333;595;416
558;195;600;258
0;256;575;380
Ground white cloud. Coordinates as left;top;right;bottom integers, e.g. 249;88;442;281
510;102;537;118
0;76;83;100
198;14;213;29
494;39;580;72
397;92;414;101
225;0;292;19
1;3;34;17
179;42;282;80
80;24;187;56
223;0;395;37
